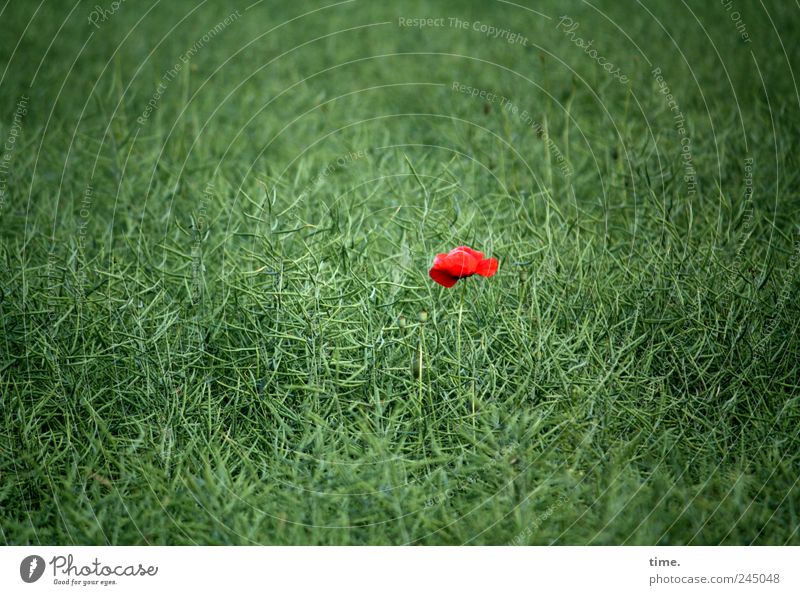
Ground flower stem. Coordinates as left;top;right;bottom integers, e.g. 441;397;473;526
457;284;464;369
456;283;473;421
418;325;427;420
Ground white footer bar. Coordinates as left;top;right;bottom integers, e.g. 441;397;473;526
2;546;797;594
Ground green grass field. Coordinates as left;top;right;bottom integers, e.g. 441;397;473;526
1;0;799;545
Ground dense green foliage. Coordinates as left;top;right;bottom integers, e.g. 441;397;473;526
1;0;798;544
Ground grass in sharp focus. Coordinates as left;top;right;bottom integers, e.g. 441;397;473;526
1;0;799;545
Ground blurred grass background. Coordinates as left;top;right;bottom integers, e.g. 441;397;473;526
0;0;799;544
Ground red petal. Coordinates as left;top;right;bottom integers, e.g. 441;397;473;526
431;253;449;269
442;249;478;277
430;267;458;287
476;257;498;277
451;246;485;260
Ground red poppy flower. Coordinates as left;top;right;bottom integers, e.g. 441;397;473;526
429;246;498;288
